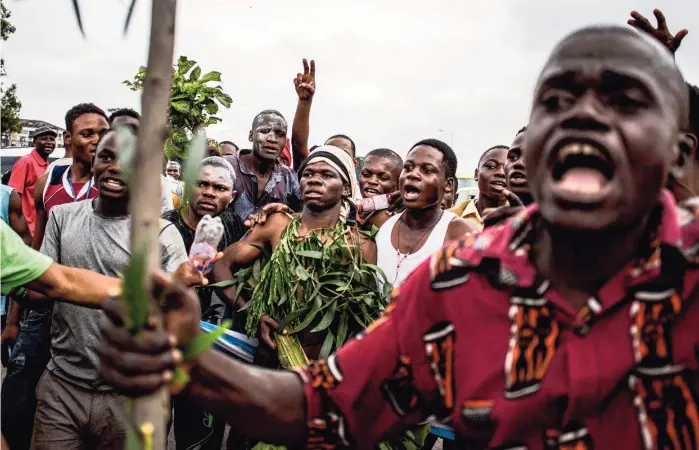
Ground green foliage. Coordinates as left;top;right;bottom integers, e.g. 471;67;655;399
123;56;233;160
122;245;150;334
243;217;391;359
1;3;16;41
1;84;22;135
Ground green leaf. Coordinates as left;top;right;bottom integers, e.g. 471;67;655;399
295;265;310;281
189;66;202;81
122;245;149;334
204;102;219;115
311;301;336;333
177;57;197;75
208;279;237;288
336;313;349;348
237;301;253;312
213;92;233;108
253;259;261;281
277;294;287;306
291;296;322;333
115;125;136;183
296;250;323;259
182;134;207;203
171;101;190;114
318;332;334;360
201;71;222;83
182;319;231;359
278;306;310;330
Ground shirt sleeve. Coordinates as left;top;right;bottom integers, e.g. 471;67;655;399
8;159;29;196
297;260;449;449
1;221;53;295
39;208;61;261
158;222;188;273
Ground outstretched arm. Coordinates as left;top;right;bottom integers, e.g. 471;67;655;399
10;190;31;245
291;58;316;171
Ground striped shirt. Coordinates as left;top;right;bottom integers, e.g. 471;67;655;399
43;164;98;215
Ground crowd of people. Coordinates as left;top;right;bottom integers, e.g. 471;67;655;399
1;7;699;450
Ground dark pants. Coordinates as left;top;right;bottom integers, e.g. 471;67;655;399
1;309;52;450
30;370;127;450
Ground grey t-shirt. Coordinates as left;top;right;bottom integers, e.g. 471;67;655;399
41;199;187;390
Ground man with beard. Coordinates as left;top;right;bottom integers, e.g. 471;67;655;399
357;148;402;229
8;127;57;236
162;156;246;450
223;110;301;220
30;126;188;450
1;104;109;450
99;25;699;449
375;139;474;286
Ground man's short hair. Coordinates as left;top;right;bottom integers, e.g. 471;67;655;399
64;103;109;133
109;108;141;124
364;148;403;169
478;145;509;167
220;140;239;151
251;110;286;131
166;161;181;172
409;139;458;180
325;134;356;157
201;156;237;186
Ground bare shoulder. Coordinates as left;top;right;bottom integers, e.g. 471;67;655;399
446;216;477;240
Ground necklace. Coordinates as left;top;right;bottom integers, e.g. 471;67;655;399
395;210;444;280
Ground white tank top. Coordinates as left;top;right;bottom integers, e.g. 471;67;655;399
376;210;456;287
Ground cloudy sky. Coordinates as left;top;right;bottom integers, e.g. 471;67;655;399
3;0;698;171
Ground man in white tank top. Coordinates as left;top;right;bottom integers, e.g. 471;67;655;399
376;139;476;286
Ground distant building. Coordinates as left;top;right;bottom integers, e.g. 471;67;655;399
3;119;65;148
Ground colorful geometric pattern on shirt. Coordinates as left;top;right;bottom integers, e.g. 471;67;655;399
629;279;699;450
380;355;425;417
544;421;594;449
307;356;344;390
423;321;456;414
43;164;98;215
504;281;560;400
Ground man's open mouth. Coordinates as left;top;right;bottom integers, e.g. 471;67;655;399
508;171;527;185
101;177;126;192
403;184;421;201
491;180;507;190
550;139;614;200
363;188;380;197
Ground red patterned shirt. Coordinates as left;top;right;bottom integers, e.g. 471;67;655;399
296;190;699;450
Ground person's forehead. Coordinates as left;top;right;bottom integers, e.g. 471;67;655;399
510;134;525;150
75;113;109;129
481;147;507;164
257;115;286;129
199;165;233;185
96;132;117;152
325;137;352;152
305;160;339;174
363;155;398;171
406;145;443;163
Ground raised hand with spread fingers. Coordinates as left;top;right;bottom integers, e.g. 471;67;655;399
628;9;688;54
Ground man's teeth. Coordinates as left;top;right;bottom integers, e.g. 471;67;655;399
105;180;123;188
557;143;603;162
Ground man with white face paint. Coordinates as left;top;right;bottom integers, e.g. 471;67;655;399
161;156;247;450
222;110;301;221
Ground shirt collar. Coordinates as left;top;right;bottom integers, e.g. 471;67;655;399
30;148;49;168
460;190;691;309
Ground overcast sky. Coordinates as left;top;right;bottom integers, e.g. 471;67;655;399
3;0;698;171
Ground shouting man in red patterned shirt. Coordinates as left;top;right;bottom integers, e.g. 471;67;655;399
98;25;699;449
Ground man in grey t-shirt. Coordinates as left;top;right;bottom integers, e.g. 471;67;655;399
30;126;188;450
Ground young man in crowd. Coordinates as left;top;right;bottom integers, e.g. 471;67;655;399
1;103;109;450
220;140;239;157
162;156;245;450
375;139;474;286
357;148;402;229
222;109;301;220
504;126;533;206
8;127;56;236
30;125;188;450
108;107;140;128
449;144;509;231
99;24;699;449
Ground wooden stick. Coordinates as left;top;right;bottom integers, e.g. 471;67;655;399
128;0;177;448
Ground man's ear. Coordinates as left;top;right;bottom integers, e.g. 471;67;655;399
672;132;698;178
230;190;237;204
445;177;455;194
342;183;351;198
474;169;479;182
248;130;253;143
